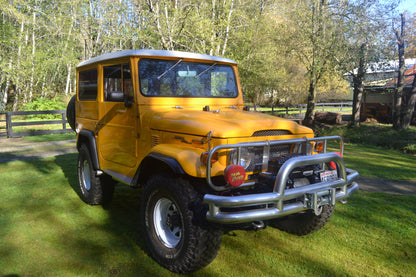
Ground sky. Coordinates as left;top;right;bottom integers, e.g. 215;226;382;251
398;0;416;13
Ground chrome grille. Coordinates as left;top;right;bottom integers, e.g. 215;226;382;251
245;144;290;172
252;129;292;137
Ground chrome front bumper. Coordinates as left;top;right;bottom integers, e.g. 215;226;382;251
203;152;359;224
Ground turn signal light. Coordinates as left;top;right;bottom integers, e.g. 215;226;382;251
315;141;324;152
201;152;219;165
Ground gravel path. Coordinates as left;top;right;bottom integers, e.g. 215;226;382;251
0;137;415;195
0;138;77;163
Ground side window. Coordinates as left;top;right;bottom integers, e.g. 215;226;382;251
103;63;133;102
78;68;98;101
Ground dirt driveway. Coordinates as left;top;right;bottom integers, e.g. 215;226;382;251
0;137;77;163
0;137;415;195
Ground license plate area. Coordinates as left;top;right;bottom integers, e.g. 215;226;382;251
304;188;336;215
320;169;338;182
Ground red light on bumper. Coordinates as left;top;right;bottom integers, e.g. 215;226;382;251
328;151;342;170
224;165;246;187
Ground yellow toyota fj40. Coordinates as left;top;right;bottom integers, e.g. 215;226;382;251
66;50;359;274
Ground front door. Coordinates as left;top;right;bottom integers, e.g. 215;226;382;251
97;62;137;170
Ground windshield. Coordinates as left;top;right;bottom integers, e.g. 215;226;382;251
139;58;238;98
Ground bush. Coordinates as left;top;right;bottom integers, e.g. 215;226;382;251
22;96;67;111
317;123;416;154
22;96;68;120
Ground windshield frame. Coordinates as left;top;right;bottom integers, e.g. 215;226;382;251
138;58;239;98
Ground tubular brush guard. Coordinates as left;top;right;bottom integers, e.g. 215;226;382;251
203;138;359;224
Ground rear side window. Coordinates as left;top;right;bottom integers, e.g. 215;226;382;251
103;63;133;102
78;68;98;100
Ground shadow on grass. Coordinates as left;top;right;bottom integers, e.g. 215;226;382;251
2;153;415;276
54;154;172;276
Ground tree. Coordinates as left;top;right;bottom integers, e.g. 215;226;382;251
279;0;347;122
393;13;406;129
405;12;416;58
401;69;416;129
330;0;398;126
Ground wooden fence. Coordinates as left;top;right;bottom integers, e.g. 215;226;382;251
245;102;352;118
0;102;352;138
1;110;72;138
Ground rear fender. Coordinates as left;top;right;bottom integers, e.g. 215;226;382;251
77;129;100;170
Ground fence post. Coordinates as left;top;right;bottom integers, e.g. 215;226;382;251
62;112;66;130
6;112;11;138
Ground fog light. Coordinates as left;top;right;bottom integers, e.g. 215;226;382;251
224;165;246;187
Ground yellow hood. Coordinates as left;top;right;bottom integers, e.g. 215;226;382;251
150;109;313;138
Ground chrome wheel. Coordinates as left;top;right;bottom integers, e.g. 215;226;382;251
153;198;183;248
82;160;91;191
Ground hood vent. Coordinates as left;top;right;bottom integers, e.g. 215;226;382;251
252;129;292;137
151;135;160;147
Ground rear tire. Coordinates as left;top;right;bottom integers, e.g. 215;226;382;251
269;204;334;236
77;144;115;205
140;175;222;273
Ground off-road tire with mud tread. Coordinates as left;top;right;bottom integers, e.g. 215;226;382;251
269;204;334;236
77;144;115;205
140;174;222;274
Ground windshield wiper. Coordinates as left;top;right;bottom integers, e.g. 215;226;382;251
195;62;218;79
157;59;183;80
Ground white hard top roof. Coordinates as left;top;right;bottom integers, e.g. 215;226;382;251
77;49;237;68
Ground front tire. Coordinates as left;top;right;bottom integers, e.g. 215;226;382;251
140;175;222;274
77;144;115;205
269;204;334;236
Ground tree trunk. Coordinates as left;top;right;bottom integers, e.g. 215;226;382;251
1;82;8;112
351;75;364;126
393;13;405;129
29;4;37;103
65;64;72;95
221;0;234;56
304;71;317;121
351;43;367;126
400;74;416;129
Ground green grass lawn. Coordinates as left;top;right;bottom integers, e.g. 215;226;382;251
341;143;416;180
22;132;76;142
0;152;415;276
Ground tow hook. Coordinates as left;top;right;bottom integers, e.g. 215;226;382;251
304;188;336;216
251;221;265;230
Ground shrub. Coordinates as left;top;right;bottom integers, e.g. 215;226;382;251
317;123;416;153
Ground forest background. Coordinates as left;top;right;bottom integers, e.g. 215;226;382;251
0;0;415;115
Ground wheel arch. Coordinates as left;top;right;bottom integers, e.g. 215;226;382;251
77;129;100;170
133;152;186;187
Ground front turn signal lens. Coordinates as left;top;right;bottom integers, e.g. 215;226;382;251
315;141;324;152
201;151;219;165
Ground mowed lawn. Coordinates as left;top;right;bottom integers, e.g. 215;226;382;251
0;150;415;276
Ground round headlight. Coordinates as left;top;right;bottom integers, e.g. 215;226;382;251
228;148;253;170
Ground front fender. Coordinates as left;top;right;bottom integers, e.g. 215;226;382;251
150;144;224;178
